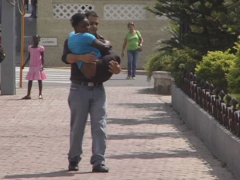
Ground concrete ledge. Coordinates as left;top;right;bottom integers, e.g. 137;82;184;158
171;84;240;180
152;71;172;95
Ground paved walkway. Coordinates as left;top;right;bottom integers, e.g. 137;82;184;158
0;86;236;180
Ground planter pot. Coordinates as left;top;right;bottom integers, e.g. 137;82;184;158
152;71;172;95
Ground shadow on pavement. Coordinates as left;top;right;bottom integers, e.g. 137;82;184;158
108;132;182;140
108;101;175;126
107;150;198;159
4;170;73;179
107;117;171;126
136;87;155;94
3;170;93;179
116;102;165;111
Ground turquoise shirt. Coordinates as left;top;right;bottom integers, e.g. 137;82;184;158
68;31;101;68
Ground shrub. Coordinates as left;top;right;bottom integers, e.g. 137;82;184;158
195;50;236;92
227;67;240;93
144;47;201;85
144;50;172;81
168;47;201;86
227;40;240;93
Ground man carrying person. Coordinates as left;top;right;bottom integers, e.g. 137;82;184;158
62;10;121;173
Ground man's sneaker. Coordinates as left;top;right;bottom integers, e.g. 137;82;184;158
132;76;136;80
126;76;131;80
68;162;79;171
92;164;109;173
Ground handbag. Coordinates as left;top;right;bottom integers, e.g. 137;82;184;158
136;30;142;52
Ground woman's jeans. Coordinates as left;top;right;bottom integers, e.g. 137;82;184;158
127;49;139;77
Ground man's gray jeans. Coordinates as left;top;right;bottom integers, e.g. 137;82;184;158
68;83;107;167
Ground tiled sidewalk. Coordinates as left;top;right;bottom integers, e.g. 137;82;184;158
0;87;236;180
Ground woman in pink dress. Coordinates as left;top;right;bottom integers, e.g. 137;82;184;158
22;35;47;99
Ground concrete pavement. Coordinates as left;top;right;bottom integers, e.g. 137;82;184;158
0;85;236;180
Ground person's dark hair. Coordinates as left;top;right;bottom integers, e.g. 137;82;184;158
127;22;134;27
70;13;86;28
33;35;41;41
85;10;99;18
33;34;41;38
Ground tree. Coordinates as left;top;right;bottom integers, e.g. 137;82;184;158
146;0;240;55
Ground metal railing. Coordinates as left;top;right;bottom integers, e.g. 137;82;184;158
181;69;240;137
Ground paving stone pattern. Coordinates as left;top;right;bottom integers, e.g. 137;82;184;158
0;87;236;180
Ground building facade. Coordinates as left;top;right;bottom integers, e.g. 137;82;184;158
37;0;170;69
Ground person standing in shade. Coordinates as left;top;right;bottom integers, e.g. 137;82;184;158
24;0;29;11
61;11;121;173
121;22;143;80
30;0;37;18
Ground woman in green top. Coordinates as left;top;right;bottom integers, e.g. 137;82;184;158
121;22;143;80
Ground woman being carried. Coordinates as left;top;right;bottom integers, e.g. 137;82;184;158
68;13;120;83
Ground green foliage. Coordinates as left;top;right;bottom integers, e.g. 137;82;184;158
145;0;240;91
146;0;240;56
158;22;182;51
216;1;240;36
227;39;240;93
144;47;201;84
168;47;201;86
195;50;236;92
144;50;172;81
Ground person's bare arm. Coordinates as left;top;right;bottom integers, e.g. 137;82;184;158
22;52;30;69
105;40;112;48
109;60;121;74
91;39;111;52
62;39;97;64
121;38;127;57
66;53;97;64
40;51;44;71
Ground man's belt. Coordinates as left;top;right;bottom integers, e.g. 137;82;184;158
72;80;102;87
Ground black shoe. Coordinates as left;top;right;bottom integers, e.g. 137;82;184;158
92;164;109;173
68;162;79;171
